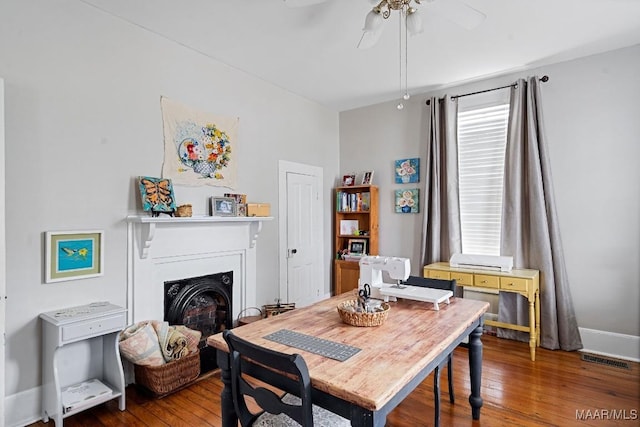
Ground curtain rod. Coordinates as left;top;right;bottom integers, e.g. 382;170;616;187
425;75;549;105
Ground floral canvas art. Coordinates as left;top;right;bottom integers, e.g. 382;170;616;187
161;96;239;188
395;158;420;183
395;189;419;213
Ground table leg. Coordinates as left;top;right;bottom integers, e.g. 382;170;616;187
536;290;541;347
529;298;536;361
216;349;237;427
468;325;483;420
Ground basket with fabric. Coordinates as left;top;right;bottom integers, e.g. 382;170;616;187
134;349;200;396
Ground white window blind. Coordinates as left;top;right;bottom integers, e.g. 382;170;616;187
457;103;509;256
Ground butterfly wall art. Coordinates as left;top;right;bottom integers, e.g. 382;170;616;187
138;176;177;217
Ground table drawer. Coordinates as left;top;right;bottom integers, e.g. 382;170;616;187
449;272;473;286
62;313;126;343
424;269;451;280
500;277;529;292
474;274;500;289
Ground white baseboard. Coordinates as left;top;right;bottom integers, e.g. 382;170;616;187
579;327;640;362
5;386;41;427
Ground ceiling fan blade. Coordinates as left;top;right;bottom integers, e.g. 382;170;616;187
428;0;486;30
282;0;327;7
357;30;383;49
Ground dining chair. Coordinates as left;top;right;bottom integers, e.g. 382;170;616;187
403;275;458;427
222;330;350;427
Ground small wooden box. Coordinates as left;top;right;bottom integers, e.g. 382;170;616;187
247;203;270;217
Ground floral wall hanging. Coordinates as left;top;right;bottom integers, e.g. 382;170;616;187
395;189;419;213
395;158;420;183
161;96;239;188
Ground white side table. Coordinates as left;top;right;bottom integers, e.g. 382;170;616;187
40;302;127;426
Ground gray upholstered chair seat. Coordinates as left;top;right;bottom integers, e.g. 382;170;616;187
254;394;350;427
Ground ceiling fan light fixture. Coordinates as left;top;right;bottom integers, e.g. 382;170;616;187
406;7;423;35
363;8;384;32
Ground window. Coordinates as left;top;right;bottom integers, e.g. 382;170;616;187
457;98;510;256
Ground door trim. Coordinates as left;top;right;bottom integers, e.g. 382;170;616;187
278;160;324;303
0;77;6;426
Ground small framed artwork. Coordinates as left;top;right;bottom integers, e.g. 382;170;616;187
45;230;104;283
211;196;237;216
348;238;367;255
340;219;359;235
236;203;247;217
395;158;420;184
224;193;247;204
395;189;419;213
138;176;177;217
342;174;356;187
361;171;374;185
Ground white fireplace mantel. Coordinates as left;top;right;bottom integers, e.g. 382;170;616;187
125;214;273;325
126;215;271;259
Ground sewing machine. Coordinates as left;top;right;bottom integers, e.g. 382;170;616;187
358;255;411;300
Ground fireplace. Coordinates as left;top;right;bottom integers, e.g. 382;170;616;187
163;271;233;373
126;215;272;339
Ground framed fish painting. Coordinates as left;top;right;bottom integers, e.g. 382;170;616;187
138;176;177;217
45;230;104;283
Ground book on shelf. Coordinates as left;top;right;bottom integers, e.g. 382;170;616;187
336;191;371;212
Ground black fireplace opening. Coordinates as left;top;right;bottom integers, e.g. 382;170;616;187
164;271;233;374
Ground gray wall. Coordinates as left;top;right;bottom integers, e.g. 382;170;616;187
0;0;339;400
340;44;640;338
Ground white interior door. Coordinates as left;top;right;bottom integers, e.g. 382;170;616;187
286;172;316;305
278;161;323;308
0;77;6;426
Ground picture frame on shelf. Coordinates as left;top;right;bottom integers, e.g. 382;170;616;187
342;174;356;187
340;220;359;236
348;238;367;255
45;230;104;283
211;196;237;216
361;171;374;185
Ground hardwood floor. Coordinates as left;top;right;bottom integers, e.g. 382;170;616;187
29;335;639;427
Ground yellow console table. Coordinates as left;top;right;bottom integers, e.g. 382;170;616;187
424;262;540;361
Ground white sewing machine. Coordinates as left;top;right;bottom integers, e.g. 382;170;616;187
359;255;453;310
358;255;411;300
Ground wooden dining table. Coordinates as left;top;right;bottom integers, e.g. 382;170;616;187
207;292;489;427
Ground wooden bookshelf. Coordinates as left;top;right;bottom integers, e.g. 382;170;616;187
333;185;378;295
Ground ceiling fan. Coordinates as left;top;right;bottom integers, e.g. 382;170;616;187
283;0;486;48
282;0;486;109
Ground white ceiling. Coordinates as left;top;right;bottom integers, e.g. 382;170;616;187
81;0;640;111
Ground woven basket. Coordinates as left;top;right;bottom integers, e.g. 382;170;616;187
337;300;390;327
175;204;193;217
134;350;200;396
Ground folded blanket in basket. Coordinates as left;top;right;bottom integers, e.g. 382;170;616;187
119;322;165;366
151;320;190;362
120;321;202;365
173;325;202;353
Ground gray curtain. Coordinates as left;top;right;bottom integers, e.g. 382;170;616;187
421;95;462;266
498;77;582;351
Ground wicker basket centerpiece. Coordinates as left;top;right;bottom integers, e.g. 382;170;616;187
337;300;390;327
